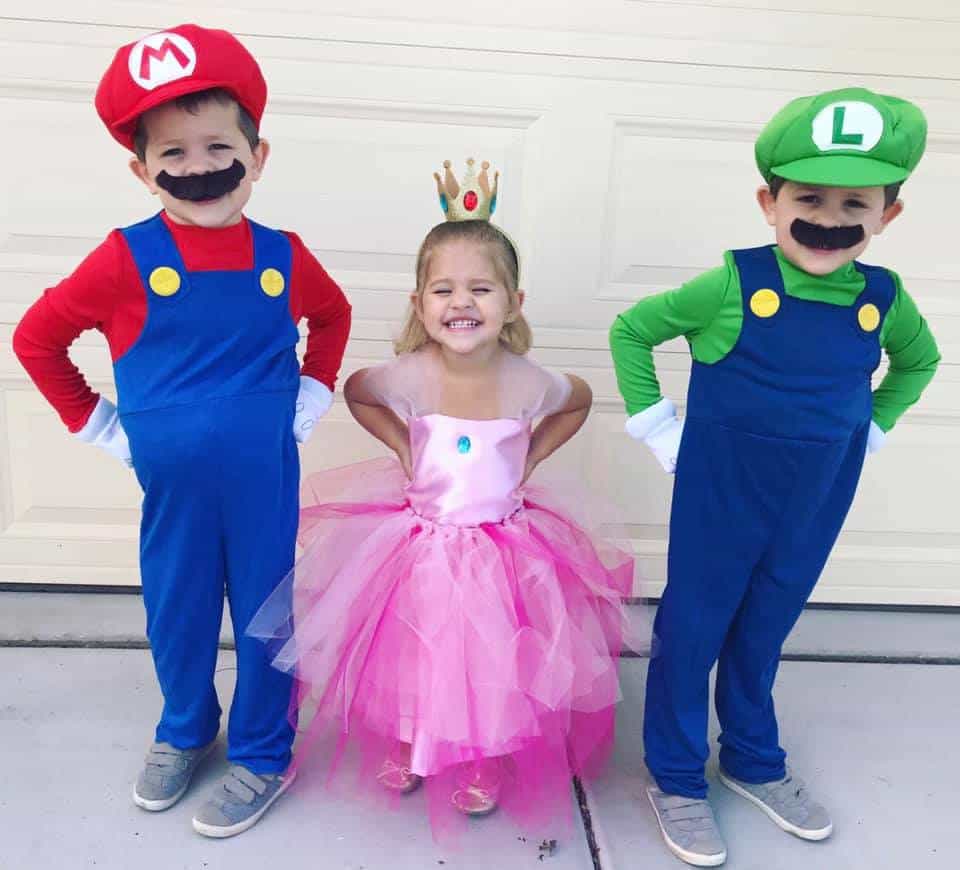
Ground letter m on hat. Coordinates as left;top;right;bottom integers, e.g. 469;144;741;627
128;32;197;90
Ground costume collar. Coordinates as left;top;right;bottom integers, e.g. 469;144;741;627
773;245;861;295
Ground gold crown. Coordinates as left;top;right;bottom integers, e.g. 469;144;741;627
434;158;499;221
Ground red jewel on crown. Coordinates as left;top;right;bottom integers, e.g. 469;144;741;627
434;158;499;222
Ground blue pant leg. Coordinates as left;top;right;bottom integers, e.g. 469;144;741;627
215;393;298;774
644;420;784;798
125;405;225;749
716;427;868;782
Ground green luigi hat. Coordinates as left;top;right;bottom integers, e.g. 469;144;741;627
756;87;926;187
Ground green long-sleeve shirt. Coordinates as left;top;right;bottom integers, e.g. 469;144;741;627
609;246;940;432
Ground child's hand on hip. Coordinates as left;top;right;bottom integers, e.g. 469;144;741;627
866;420;887;454
294;376;333;444
644;417;685;474
624;398;684;474
396;442;414;480
74;396;132;467
521;456;537;485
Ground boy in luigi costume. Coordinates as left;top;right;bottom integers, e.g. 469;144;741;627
610;88;939;867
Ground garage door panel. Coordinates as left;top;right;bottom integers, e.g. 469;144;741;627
0;10;956;602
9;1;960;81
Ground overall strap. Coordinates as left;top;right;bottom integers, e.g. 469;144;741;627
730;245;784;322
120;212;190;297
852;260;897;321
249;220;293;298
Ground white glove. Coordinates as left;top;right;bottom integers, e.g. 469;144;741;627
625;397;684;474
75;396;132;467
644;416;685;473
866;420;887;454
293;376;333;444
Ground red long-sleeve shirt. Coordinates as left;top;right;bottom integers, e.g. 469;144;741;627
13;212;352;432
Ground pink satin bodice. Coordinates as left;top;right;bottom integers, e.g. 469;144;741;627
405;415;530;525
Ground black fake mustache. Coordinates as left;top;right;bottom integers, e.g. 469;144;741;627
790;218;864;251
155;160;246;202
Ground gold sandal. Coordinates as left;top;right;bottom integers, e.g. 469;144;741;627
450;760;502;816
376;754;422;794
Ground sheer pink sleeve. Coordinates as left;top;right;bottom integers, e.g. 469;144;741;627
360;351;438;419
535;367;573;418
497;354;572;421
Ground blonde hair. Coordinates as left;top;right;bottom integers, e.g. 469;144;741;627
394;220;532;355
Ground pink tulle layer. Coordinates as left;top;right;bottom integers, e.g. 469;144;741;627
248;457;634;839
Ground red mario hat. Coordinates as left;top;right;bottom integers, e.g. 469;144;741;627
95;24;267;152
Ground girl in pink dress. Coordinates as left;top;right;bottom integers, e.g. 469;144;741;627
249;165;633;840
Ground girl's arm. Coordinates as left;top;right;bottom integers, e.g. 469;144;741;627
343;368;413;478
523;374;592;483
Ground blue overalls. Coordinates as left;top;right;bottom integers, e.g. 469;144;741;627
115;213;299;773
644;245;894;798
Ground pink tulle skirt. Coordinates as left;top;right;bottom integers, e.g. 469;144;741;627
248;457;634;839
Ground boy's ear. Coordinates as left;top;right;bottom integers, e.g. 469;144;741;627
875;199;904;235
756;185;777;227
250;139;270;182
129;157;159;195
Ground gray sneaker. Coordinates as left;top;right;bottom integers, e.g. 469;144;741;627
192;765;296;838
718;768;833;840
133;740;215;811
647;786;727;867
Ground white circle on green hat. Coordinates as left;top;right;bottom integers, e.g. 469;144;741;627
811;101;884;153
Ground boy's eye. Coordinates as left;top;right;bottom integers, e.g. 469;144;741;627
160;148;183;158
433;288;452;295
209;143;232;151
797;194;821;205
845;200;867;209
472;287;491;294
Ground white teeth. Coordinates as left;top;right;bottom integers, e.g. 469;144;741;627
446;319;480;329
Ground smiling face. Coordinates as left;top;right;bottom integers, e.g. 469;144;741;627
129;98;268;228
757;179;902;275
414;238;523;358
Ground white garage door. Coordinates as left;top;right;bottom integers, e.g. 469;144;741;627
1;2;957;603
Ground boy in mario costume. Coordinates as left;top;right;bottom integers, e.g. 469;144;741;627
13;24;351;837
610;88;939;866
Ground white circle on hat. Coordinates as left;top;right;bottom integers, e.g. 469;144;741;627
128;32;197;91
811;101;884;153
